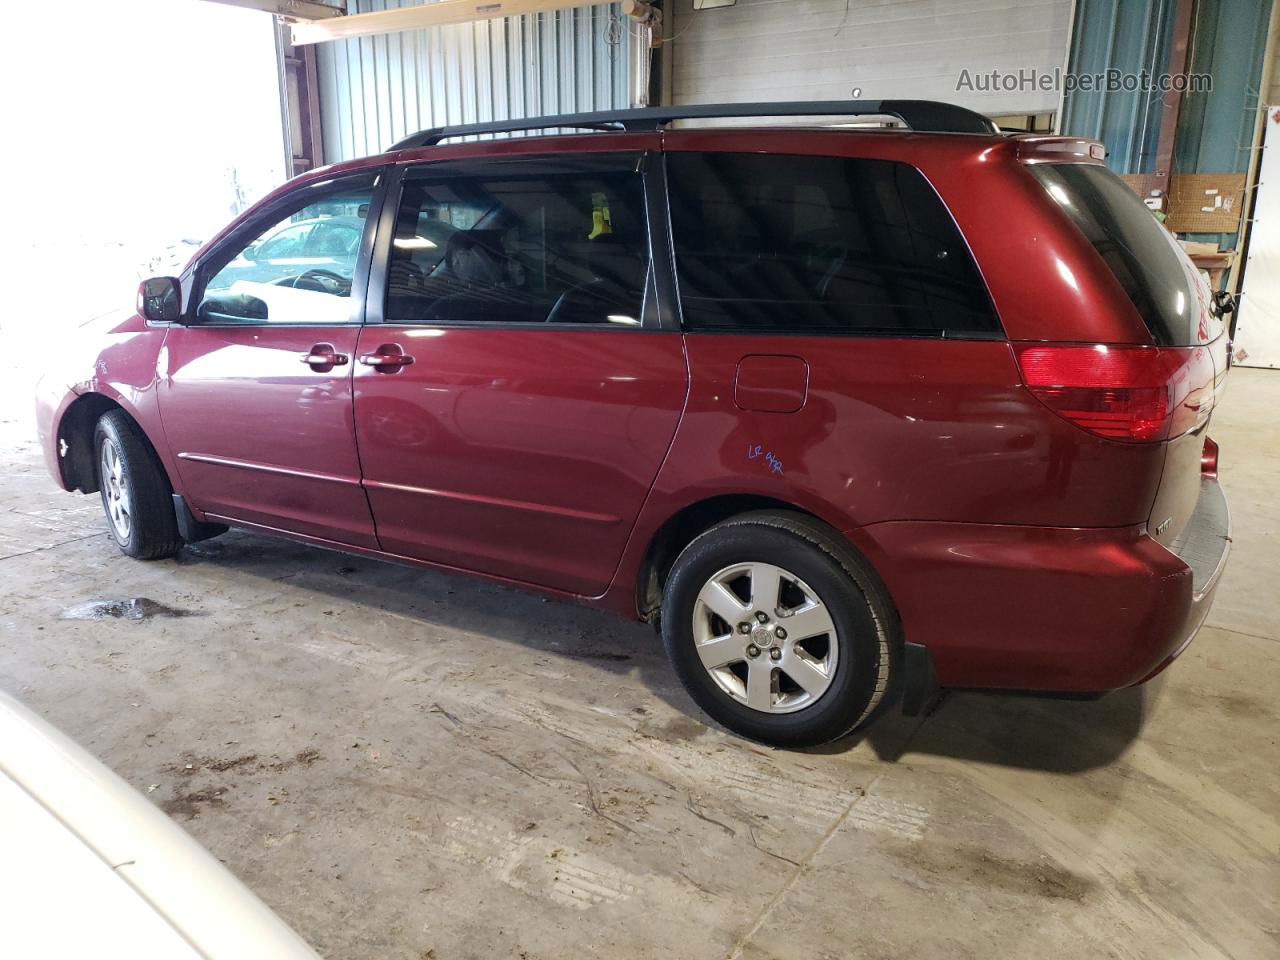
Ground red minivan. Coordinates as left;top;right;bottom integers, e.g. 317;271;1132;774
35;101;1231;746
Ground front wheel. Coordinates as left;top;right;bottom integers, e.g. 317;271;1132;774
660;511;896;747
94;410;181;560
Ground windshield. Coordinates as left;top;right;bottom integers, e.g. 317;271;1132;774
1030;163;1220;346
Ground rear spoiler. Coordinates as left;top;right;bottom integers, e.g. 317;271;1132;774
1014;136;1107;163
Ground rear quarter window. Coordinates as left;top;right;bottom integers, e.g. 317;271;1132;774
665;152;1000;338
1029;163;1221;346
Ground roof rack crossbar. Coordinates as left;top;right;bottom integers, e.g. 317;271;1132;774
387;99;1000;151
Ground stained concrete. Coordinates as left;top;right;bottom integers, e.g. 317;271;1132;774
0;369;1276;960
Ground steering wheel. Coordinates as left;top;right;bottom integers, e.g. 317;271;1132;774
290;269;349;295
546;279;620;324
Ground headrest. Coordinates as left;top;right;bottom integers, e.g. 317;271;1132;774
446;231;509;285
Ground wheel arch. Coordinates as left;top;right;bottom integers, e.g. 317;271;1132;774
57;392;169;495
634;493;886;623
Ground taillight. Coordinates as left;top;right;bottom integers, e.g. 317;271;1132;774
1013;343;1213;443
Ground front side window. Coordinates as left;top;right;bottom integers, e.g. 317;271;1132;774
197;183;375;324
666;152;999;337
386;158;649;326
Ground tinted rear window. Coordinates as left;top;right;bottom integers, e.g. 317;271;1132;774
666;153;1000;337
1030;163;1213;346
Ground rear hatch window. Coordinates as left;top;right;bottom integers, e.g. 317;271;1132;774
1029;163;1222;347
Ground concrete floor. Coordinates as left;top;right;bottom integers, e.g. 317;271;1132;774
1;369;1277;960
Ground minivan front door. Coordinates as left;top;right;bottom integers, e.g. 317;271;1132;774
353;154;686;596
159;174;382;548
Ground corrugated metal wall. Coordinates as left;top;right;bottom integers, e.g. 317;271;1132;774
1059;0;1176;174
667;0;1074;117
1175;0;1272;175
1061;0;1272;247
1061;0;1271;176
315;0;632;162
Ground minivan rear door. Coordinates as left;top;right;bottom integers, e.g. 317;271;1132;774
352;150;688;596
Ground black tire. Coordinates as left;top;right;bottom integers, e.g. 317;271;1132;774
660;510;897;747
93;410;181;560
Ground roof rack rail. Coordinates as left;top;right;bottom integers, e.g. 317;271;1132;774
386;99;1001;151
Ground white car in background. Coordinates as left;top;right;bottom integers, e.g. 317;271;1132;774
0;693;320;959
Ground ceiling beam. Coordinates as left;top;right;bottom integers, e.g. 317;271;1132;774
199;0;344;19
290;0;602;45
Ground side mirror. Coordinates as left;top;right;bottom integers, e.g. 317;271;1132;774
241;244;260;262
137;276;182;323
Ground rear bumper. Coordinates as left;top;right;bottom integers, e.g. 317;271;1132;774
849;476;1230;692
1129;475;1230;685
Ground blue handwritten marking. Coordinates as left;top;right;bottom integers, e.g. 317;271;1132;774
747;444;784;475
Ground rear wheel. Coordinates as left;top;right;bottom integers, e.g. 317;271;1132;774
94;411;181;560
660;511;895;747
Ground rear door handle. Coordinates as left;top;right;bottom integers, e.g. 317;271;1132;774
300;343;349;369
359;344;415;371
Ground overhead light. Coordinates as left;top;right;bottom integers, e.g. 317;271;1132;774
394;237;438;249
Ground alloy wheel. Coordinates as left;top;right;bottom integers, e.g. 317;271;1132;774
691;561;839;713
100;437;132;541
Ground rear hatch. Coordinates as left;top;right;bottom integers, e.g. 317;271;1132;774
1024;161;1228;550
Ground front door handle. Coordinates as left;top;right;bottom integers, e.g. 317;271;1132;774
300;343;349;370
359;344;415;371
